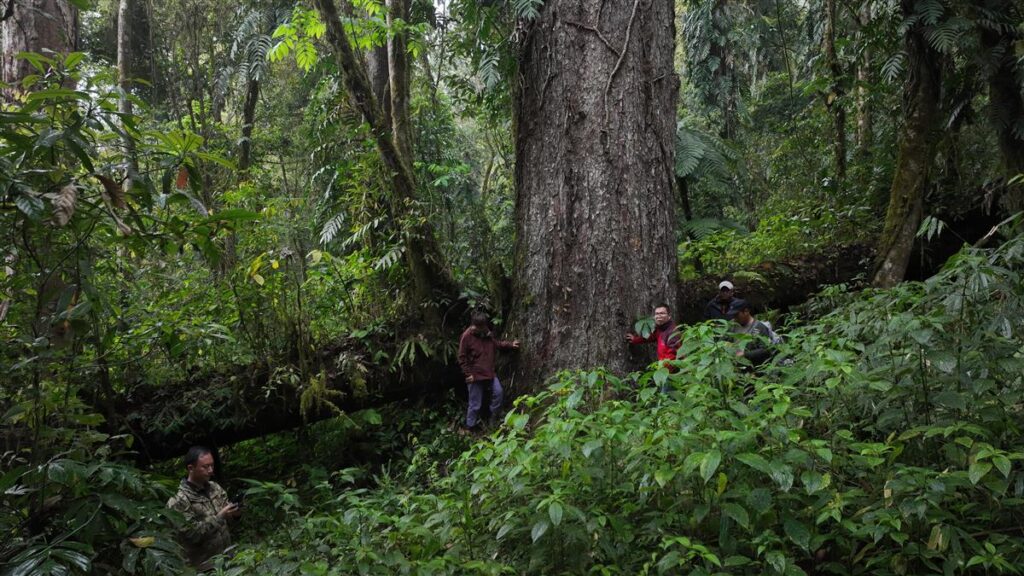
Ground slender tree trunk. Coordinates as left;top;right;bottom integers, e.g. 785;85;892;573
312;0;457;322
511;0;679;387
823;0;846;181
873;2;941;288
981;10;1024;212
2;0;78;98
386;0;414;169
117;0;139;184
854;1;872;159
238;75;260;177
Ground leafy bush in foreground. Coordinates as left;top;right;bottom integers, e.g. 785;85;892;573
221;235;1024;575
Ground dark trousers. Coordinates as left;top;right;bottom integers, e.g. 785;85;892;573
466;377;503;428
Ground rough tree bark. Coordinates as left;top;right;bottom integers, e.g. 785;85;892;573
511;0;679;387
1;0;78;98
311;0;457;322
872;0;941;288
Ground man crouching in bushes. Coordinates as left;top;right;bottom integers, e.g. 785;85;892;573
732;302;782;368
167;446;240;570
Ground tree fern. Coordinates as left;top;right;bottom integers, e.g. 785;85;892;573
675;121;736;183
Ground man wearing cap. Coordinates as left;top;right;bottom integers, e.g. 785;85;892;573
705;280;745;321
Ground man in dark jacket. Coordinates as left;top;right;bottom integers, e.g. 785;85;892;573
705;280;746;321
731;302;779;367
625;303;682;362
167;446;240;570
458;311;519;430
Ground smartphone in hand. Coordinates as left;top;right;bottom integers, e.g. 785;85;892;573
231;491;246;507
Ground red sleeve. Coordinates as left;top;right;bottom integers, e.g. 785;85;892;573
629;333;654;344
497;339;516;350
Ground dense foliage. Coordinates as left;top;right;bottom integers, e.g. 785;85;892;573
207;234;1024;575
2;0;1022;572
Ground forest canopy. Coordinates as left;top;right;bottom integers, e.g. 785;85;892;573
1;0;1022;573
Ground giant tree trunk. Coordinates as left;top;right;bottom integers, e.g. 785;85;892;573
1;0;78;98
511;0;679;387
872;2;941;288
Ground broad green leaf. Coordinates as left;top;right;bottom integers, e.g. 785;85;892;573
548;502;563;526
783;516;811;551
700;449;722;483
968;461;992;484
765;550;786;573
993;455;1011;478
722;502;749;530
736;452;770;474
653;367;669;389
531;519;549;542
769;461;794;492
582;439;602;457
654;467;675;488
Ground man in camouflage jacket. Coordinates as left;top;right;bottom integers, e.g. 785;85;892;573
167;446;240;570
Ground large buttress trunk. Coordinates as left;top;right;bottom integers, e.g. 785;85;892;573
511;0;679;387
872;4;941;288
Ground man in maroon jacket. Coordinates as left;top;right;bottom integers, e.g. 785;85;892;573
458;311;519;430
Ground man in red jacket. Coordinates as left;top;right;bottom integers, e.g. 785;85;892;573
625;303;681;363
458;311;519;430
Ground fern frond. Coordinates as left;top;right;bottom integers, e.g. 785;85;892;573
373;245;405;271
320;213;346;246
881;51;907;83
915;0;945;26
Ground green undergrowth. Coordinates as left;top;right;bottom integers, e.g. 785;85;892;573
679;199;878;279
211;235;1024;575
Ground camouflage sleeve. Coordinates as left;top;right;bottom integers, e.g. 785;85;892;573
169;493;226;545
209;482;230;509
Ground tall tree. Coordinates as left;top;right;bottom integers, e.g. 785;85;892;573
872;0;942;287
312;0;457;323
511;0;679;385
1;0;78;96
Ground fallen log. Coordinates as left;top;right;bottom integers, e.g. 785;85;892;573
675;243;875;323
119;342;463;465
